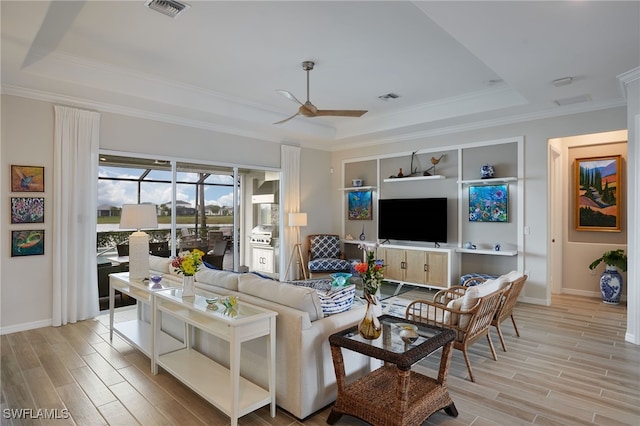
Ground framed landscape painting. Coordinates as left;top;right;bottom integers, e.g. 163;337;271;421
10;165;44;192
348;190;372;220
469;184;508;222
11;197;44;224
575;155;621;232
11;230;44;257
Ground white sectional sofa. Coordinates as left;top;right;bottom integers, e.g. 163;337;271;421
149;256;370;419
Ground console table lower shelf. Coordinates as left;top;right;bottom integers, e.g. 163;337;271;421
156;349;272;418
153;288;277;426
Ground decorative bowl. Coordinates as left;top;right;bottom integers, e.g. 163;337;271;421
205;297;219;310
330;272;352;287
150;275;163;288
394;323;418;332
399;328;419;344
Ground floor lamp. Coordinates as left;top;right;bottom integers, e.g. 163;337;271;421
286;212;308;281
120;203;158;280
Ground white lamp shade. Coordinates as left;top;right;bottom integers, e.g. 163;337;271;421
289;212;307;227
120;204;158;230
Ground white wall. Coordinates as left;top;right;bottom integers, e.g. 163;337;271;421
331;107;628;305
623;74;639;344
1;96;55;331
1;94;330;332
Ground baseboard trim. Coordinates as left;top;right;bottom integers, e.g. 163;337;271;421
1;318;52;335
561;288;627;302
519;296;550;306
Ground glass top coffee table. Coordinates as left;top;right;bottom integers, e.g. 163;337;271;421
328;315;458;426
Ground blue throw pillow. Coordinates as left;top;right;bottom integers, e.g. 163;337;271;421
202;261;219;270
317;284;355;315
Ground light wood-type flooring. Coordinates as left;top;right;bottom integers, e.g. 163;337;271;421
1;294;638;425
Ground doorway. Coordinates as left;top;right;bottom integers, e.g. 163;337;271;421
547;130;628;299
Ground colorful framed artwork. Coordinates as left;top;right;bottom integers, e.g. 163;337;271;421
10;165;44;192
11;197;44;223
11;230;45;257
348;190;372;220
469;184;508;222
575;155;621;232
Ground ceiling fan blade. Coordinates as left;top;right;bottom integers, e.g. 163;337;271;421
273;112;300;125
314;110;368;117
276;89;304;106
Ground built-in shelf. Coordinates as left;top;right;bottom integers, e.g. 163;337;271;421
342;239;377;245
339;186;376;191
456;248;517;256
458;177;517;185
383;175;445;183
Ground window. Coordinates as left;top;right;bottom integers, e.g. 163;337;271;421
97;154;280;276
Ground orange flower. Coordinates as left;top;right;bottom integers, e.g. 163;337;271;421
354;262;368;274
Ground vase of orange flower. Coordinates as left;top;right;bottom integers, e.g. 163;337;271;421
171;249;204;297
354;245;384;339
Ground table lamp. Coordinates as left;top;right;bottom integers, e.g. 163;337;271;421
285;212;308;280
120;203;158;280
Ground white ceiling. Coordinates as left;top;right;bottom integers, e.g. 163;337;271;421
2;1;639;151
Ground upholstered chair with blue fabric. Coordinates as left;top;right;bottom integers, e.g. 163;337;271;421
307;234;352;278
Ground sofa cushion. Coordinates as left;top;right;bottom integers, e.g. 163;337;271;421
238;274;324;321
317;285;355;316
308;258;352;273
195;268;240;291
149;255;170;274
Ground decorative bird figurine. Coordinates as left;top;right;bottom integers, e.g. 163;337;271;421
431;155;444;165
424;154;445;176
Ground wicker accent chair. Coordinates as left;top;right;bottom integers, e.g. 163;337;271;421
405;284;505;382
306;234;351;278
493;274;527;351
466;273;528;352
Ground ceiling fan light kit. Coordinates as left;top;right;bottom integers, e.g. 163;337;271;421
274;61;368;125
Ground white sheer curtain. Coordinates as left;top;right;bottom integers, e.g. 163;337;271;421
52;105;100;326
281;145;302;280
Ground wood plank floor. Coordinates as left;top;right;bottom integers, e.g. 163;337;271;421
1;294;638;425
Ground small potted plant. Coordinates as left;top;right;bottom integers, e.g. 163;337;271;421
589;249;627;304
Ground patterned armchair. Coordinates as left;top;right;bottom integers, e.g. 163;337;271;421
307;234;352;278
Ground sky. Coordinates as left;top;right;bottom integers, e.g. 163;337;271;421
98;166;235;209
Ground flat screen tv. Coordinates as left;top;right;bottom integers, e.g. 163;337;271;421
378;197;447;244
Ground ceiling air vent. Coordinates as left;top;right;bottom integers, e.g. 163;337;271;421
144;0;190;18
554;94;591;106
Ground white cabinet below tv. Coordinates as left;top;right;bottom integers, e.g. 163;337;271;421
378;245;459;290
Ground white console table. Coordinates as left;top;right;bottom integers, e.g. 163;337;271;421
153;288;277;426
109;272;184;373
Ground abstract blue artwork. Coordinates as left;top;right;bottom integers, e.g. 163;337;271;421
469;184;508;222
348;190;372;220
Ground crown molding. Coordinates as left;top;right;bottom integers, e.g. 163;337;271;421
2;83;627;154
328;98;627;151
617;67;640;99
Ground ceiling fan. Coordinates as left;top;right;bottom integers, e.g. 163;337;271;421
274;61;368;125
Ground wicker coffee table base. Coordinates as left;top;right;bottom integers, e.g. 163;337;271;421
327;364;458;426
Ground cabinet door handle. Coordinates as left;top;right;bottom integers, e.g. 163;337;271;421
401;261;406;269
424;264;428;272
